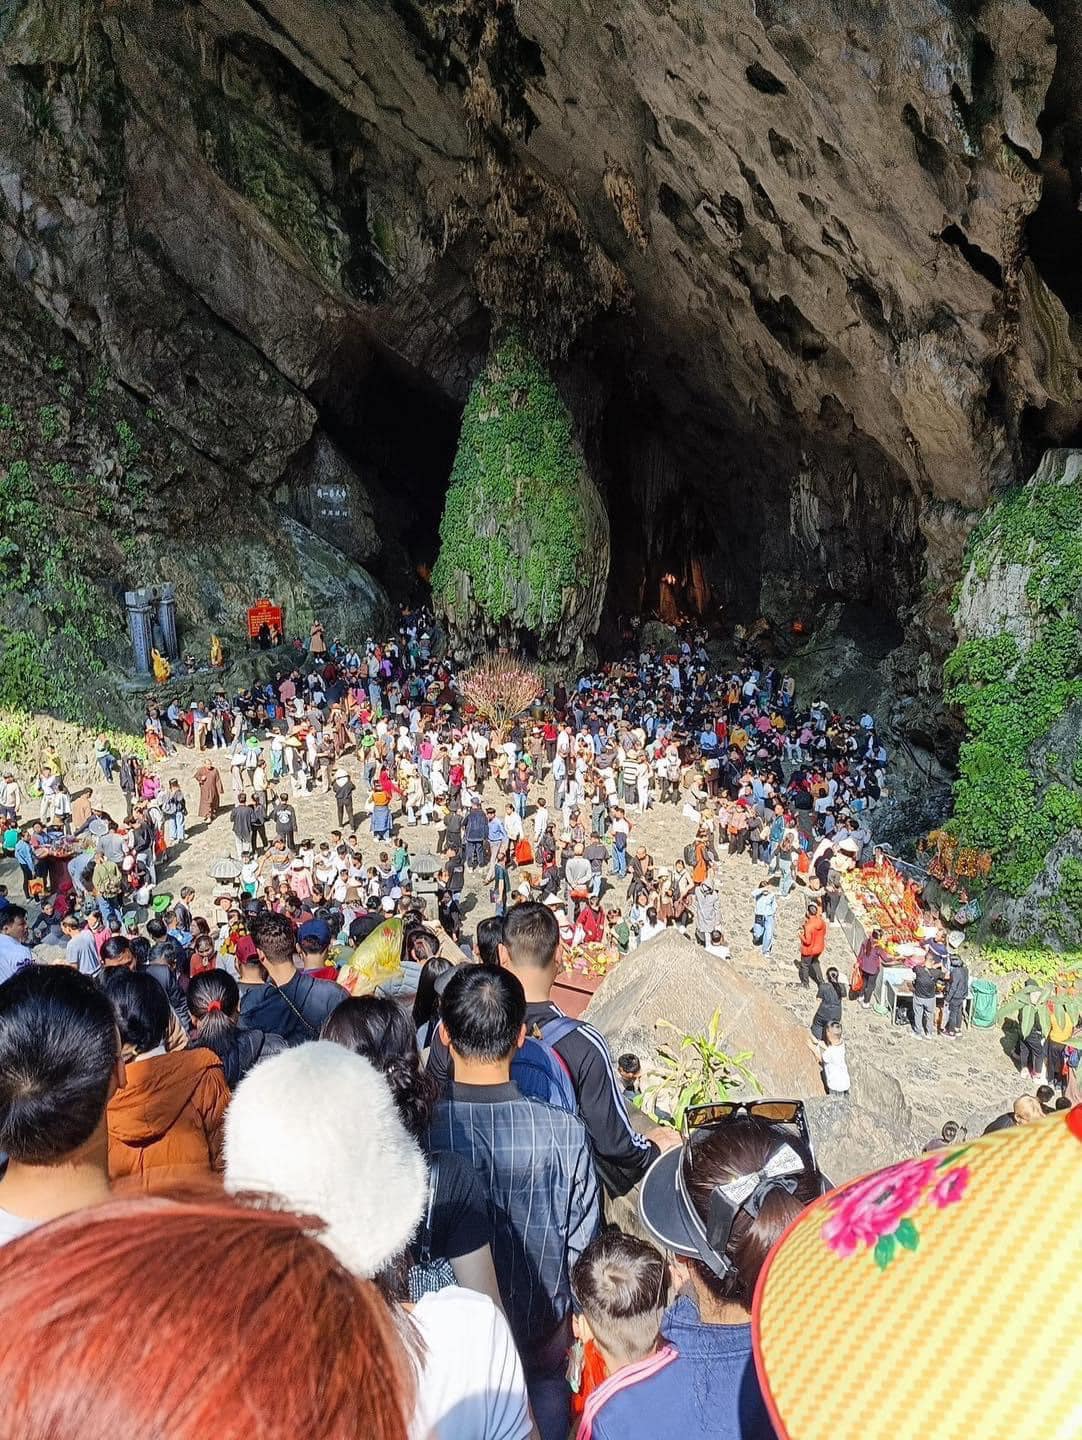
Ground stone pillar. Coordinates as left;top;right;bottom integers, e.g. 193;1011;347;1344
125;590;153;674
157;584;178;659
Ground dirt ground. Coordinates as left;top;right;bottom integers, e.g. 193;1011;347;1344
5;743;1028;1139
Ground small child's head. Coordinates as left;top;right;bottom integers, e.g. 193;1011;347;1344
571;1231;668;1371
617;1053;641;1089
1036;1084;1055;1108
825;1022;843;1046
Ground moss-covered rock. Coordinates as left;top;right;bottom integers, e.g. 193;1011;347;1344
431;334;609;658
0;235;389;738
946;449;1082;943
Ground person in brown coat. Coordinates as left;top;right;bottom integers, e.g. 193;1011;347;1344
104;970;228;1194
194;761;223;822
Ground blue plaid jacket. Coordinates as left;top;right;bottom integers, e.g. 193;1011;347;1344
428;1081;600;1354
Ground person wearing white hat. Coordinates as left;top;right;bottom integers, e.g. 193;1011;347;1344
225;1042;533;1440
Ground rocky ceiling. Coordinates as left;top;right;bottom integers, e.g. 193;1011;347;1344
1;0;1080;649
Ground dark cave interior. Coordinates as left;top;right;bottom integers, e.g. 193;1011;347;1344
302;329;923;659
1027;0;1082;320
309;340;461;595
198;0;1082;657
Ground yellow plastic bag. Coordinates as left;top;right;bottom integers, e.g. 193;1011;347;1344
337;917;404;997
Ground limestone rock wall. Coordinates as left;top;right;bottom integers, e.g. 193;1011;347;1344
0;249;388;731
1;0;1081;731
944;448;1082;944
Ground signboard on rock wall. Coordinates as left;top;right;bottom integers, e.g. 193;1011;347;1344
247;599;284;639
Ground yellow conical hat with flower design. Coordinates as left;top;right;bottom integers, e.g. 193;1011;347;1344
753;1109;1082;1440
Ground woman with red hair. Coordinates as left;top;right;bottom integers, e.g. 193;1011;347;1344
0;1195;411;1440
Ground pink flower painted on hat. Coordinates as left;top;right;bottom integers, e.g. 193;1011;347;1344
821;1157;939;1260
929;1165;969;1209
822;1152;973;1270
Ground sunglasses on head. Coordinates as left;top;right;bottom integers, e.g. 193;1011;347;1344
685;1099;809;1142
676;1100;825;1280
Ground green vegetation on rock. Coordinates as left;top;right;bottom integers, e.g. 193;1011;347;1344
0;710;147;773
945;454;1082;909
980;943;1082;986
431;333;608;654
0;337;153;731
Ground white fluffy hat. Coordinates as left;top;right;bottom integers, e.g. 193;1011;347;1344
224;1041;428;1279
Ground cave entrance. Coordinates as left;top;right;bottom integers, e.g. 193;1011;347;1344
309;337;462;600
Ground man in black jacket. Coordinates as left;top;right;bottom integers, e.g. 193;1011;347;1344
332;768;355;828
130;804;157;887
428;901;677;1196
911;959;943;1039
944;952;969;1037
272;793;297;853
464;799;488;869
439;807;463;856
240;910;344;1046
145;936;192;1031
249;795;268;854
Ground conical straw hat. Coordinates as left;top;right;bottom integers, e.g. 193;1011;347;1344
753;1109;1082;1440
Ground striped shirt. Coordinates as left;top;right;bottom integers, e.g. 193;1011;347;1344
428;1081;601;1355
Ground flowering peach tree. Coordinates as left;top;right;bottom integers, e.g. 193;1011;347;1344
460;654;543;741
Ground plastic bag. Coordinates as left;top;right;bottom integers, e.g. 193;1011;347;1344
337;917;404;997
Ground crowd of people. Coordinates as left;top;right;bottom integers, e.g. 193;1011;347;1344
0;898;837;1439
0;608;1062;1438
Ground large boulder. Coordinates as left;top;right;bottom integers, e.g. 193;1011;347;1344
638;621;681;656
586;930;920;1180
804;1096;918;1185
585;930;825;1098
280;432;381;567
143;510;391;657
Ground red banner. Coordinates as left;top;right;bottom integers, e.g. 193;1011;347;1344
247;600;284;639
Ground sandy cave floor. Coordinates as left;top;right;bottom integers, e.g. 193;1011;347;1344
3;747;1029;1140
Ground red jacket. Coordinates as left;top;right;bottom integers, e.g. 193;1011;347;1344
800;912;827;958
580;907;606;944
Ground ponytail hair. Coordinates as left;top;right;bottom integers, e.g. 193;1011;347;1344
188;971;242;1086
411;955;453;1033
683;1116;822;1307
321;996;436;1139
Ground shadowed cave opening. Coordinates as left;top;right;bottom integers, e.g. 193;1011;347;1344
299;330;926;665
308;342;462;600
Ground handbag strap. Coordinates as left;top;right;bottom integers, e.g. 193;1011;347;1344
270;975;320;1038
418;1155;440;1265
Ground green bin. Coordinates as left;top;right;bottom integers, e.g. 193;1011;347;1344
970;978;998;1028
